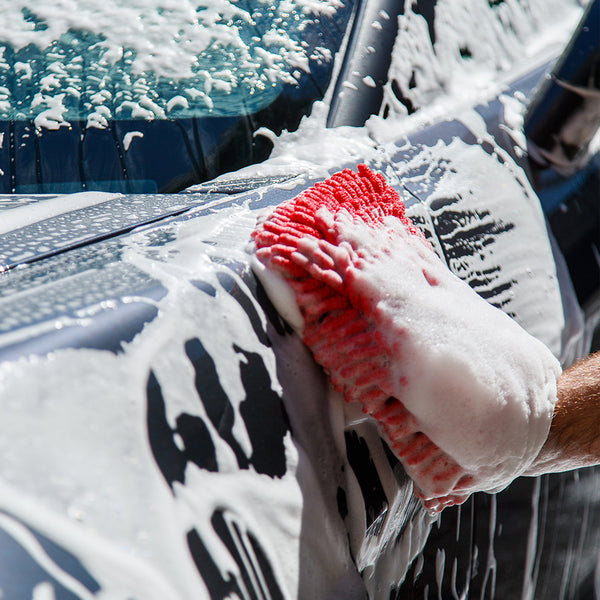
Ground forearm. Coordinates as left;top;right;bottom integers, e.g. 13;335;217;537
527;351;600;476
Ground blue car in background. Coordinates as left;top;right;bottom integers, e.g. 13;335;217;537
0;0;599;598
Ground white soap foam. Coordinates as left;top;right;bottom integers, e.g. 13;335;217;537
0;0;343;124
123;131;144;151
381;0;585;120
0;0;337;76
250;252;304;332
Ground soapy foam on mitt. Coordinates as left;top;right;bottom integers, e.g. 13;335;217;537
252;164;560;513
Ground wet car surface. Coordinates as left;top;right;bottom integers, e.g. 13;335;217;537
0;0;599;598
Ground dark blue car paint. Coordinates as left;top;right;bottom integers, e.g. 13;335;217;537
0;1;599;599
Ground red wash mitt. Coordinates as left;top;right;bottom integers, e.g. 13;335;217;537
251;164;559;514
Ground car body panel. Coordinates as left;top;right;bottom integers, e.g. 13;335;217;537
0;0;599;598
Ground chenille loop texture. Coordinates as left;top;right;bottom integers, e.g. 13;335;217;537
252;165;467;512
251;164;559;514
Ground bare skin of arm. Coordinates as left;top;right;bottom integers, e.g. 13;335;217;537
526;351;600;476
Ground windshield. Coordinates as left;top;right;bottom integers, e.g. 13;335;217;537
0;0;354;193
